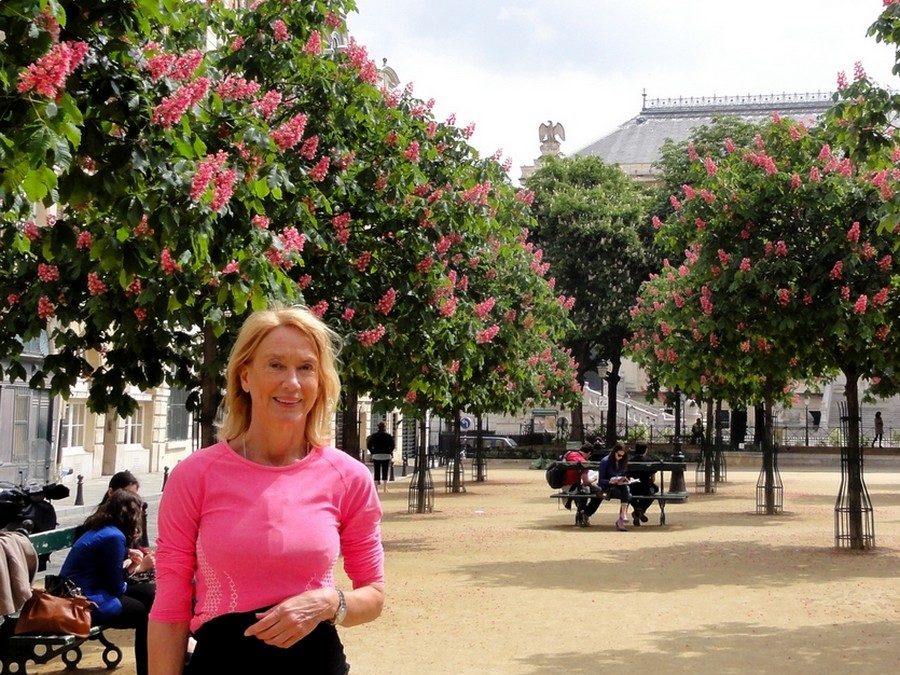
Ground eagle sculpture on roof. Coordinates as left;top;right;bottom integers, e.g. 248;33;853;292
539;121;565;144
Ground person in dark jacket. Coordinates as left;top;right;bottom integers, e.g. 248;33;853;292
367;422;395;488
598;444;632;531
627;443;659;526
60;489;155;675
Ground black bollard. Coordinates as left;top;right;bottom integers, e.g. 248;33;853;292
401;457;407;477
140;502;149;547
162;466;170;491
389;462;395;482
74;475;84;505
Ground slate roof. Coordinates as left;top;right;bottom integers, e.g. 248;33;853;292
575;92;834;178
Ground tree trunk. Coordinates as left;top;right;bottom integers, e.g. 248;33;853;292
475;414;486;482
199;321;219;448
842;368;866;549
451;410;462;492
604;356;622;448
340;388;360;460
762;394;776;515
570;401;585;444
413;413;430;513
704;397;714;493
714;399;723;482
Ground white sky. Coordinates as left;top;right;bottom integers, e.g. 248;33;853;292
348;0;898;184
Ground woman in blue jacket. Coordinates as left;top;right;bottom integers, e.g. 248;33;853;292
60;489;154;675
598;444;632;531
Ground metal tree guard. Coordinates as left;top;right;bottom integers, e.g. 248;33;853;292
834;403;875;548
694;439;717;494
407;457;434;514
755;442;783;514
445;453;466;493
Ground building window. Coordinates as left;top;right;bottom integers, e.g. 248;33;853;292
12;390;30;463
62;402;86;448
124;406;144;445
167;389;191;441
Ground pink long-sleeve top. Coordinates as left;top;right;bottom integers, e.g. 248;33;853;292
149;442;383;633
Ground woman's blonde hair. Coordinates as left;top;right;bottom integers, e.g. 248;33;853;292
218;306;342;447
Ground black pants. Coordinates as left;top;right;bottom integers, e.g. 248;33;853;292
373;459;391;482
630;482;659;515
98;581;155;675
186;609;349;674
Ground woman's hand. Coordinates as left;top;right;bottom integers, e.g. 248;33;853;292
244;589;337;648
135;550;156;573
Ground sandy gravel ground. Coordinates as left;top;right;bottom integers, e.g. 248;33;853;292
17;463;900;674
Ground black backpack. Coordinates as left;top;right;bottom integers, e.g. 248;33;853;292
545;462;566;489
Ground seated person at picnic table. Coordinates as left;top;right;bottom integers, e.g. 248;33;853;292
563;444;603;527
627;443;659;526
60;489;155;675
598;444;632;532
691;419;704;445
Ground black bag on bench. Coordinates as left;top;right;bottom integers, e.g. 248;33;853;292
545;462;567;489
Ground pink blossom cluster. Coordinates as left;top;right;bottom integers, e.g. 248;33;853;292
461;181;492;205
336;151;355;171
87;272;107;296
803;292;813;305
790;172;802;190
416;256;434;273
325;11;344;28
846;221;861;242
699;286;713;315
303;30;323;55
717;249;731;265
701;189;717;204
271;113;308;151
777;288;791;306
332;212;351;245
841;285;851;300
37;263;60;283
694;218;706;231
739;257;751;272
222;260;239;275
669;195;682;211
740;340;751;353
191;151;235;211
23;221;41;241
7;293;20;306
404;391;417;404
462;122;476;139
704;157;717;176
309;156;330;182
875;325;891;341
252;214;270;229
280;227;305;252
744;151;777;175
878;254;892;271
854;61;866;81
682;184;696;200
651;215;663;230
253;90;282;119
125;278;142;296
300;135;319;160
869;169;894;200
774;240;788;257
230;36;246;52
309;300;328;318
160;248;180;275
724;138;736;154
438;296;457;317
37;296;55;320
426;121;438;138
475;324;500;344
152;78;209;128
829;261;843;280
853;294;868;314
272;20;290;42
474;297;496;319
35;8;61;41
873;287;890;306
344;39;378;84
837;71;849;90
18;41;90;99
448;360;460;375
355;251;372;272
404;141;420;162
687;144;699;161
375;288;396;315
341;307;355;321
809;166;822;183
557;295;575;311
265;247;289;268
357;324;386;347
298;274;312;290
504;309;517;323
216;76;260;101
133;307;147;322
76;231;92;250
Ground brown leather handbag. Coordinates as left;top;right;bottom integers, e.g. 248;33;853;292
14;588;93;638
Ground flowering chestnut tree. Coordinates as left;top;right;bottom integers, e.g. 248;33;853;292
630;108;899;539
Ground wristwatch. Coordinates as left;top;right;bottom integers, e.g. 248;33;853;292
329;589;347;626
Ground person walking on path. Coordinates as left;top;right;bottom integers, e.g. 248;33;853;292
367;422;395;489
148;306;385;674
873;412;884;448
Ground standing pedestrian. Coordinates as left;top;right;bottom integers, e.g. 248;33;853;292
872;412;884;448
367;422;395;489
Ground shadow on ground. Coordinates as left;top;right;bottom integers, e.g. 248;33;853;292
515;620;896;674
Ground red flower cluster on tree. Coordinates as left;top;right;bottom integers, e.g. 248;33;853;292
18;41;89;99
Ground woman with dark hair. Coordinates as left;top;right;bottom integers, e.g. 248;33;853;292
99;470;140;505
60;489;155;675
598;444;633;531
